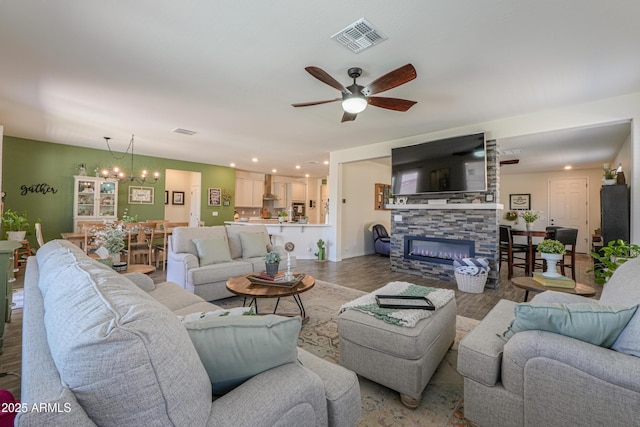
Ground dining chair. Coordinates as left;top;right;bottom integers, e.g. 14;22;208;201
125;223;152;265
499;225;530;279
35;222;45;248
554;227;579;280
148;221;169;270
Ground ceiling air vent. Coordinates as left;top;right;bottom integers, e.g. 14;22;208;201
171;128;197;136
331;18;387;54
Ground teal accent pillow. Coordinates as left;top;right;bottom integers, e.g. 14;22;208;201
503;303;637;348
184;314;301;395
239;232;268;258
192;236;232;266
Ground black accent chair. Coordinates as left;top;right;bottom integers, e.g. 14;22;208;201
554;227;579;280
372;224;391;256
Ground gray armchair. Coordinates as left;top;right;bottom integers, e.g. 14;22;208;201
458;257;640;426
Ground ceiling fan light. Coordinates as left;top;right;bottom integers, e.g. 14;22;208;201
342;97;367;114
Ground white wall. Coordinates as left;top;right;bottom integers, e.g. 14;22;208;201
327;92;640;261
164;169;192;222
340;160;392;258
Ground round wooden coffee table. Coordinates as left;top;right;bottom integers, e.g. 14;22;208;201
226;273;315;321
511;276;596;302
122;264;155;275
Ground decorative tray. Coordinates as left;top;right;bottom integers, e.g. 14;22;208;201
375;295;435;310
247;273;306;288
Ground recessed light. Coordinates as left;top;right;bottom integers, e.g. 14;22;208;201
295;165;301;169
272;168;277;173
305;174;310;178
230;162;236;167
252;158;258;163
323;160;329;165
564;165;572;170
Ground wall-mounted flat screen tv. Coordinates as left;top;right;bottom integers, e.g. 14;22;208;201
391;132;486;195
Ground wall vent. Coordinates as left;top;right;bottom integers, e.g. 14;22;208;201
331;18;387;54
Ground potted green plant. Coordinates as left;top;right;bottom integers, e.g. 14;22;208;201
264;251;281;276
589;239;640;284
315;239;326;261
1;209;30;241
298;216;308;224
602;163;617;185
277;211;288;223
537;239;566;278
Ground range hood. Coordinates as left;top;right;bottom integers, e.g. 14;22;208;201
263;174;278;200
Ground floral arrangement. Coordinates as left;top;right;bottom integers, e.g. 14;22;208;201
536;239;565;254
121;208;138;223
504;210;518;221
519;210;541;223
95;222;127;255
264;251;281;264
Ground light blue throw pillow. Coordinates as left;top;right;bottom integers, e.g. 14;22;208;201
239;232;268;258
184;314;300;395
192;236;232;266
503;303;637;348
611;308;640;357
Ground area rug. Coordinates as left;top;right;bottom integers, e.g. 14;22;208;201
216;280;479;426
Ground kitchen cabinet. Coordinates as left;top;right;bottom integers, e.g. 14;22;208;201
0;240;20;354
273;182;289;208
73;176;118;231
235;178;263;207
291;182;306;202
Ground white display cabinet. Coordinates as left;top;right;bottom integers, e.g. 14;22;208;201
73;176;118;231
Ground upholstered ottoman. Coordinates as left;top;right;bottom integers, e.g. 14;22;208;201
337;282;457;408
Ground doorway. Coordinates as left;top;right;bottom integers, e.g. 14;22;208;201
165;169;201;224
548;178;588;253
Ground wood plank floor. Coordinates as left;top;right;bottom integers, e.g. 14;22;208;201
0;253;601;401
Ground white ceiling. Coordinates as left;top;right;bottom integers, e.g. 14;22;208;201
0;1;637;178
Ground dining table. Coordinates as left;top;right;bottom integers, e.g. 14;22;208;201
511;229;549;275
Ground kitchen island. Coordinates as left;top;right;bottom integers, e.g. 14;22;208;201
225;221;331;260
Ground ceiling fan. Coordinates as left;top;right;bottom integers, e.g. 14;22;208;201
292;64;417;122
500;159;520;166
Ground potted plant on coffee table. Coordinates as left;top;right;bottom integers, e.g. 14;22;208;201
537;239;566;278
1;209;30;241
264;251;281;276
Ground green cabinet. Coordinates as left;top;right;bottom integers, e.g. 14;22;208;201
0;240;21;354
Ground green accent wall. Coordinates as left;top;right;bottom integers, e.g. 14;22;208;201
2;136;236;245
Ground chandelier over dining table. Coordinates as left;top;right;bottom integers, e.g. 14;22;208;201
101;135;160;184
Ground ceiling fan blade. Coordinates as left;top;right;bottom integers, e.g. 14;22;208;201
368;96;417;112
341;112;357;122
500;159;520;165
305;66;350;94
362;64;417;96
292;98;341;107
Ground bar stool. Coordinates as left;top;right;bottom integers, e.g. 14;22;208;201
14;240;31;270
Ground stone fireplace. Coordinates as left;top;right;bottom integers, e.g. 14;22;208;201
388;139;501;285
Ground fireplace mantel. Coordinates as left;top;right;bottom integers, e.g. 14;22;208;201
387;203;504;210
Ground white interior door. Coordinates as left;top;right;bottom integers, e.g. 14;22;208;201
548;178;589;253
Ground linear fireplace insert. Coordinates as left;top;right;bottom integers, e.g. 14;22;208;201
404;236;475;265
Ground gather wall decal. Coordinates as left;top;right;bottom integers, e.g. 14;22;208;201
20;183;58;196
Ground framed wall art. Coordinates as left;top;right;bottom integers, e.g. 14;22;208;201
164;190;169;205
509;193;531;210
208;188;222;206
128;186;154;204
172;191;185;205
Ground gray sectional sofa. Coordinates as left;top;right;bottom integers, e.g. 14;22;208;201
458;257;640;427
18;239;360;426
167;225;295;301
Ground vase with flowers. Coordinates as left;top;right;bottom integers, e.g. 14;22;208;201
519;210;541;230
